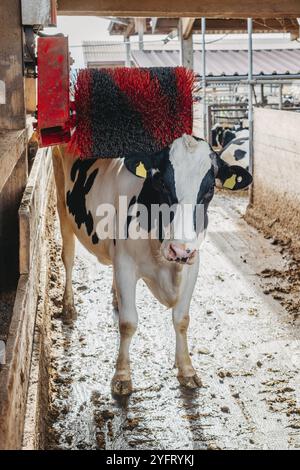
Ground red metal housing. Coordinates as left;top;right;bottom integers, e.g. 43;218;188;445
37;36;71;147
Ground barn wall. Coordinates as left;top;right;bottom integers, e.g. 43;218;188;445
0;149;54;450
246;107;300;259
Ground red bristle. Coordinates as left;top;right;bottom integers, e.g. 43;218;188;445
69;69;93;157
174;67;195;137
111;68;192;149
71;67;195;158
111;68;169;147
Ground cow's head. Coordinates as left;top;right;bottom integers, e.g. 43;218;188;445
124;134;252;265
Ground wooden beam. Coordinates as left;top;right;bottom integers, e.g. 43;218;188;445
57;0;300;18
181;17;195;39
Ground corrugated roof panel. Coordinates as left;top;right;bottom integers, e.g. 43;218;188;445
131;49;300;76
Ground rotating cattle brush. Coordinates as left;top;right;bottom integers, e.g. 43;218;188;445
35;36;196;158
70;67;195;158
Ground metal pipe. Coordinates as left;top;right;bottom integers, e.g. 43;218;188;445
195;75;300;83
201;17;207;140
125;37;131;67
260;83;264;106
248;17;254;201
279;83;283;109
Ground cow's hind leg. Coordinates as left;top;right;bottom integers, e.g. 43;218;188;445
60;222;77;324
111;254;137;396
52;148;77;324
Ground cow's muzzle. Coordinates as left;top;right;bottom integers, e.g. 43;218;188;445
166;243;197;265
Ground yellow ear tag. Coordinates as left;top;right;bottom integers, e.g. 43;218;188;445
136;161;147;178
223;174;237;190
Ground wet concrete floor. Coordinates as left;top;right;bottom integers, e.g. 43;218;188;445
46;193;300;450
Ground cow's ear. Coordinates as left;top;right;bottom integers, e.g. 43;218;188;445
216;161;252;191
124;154;152;178
124;148;169;179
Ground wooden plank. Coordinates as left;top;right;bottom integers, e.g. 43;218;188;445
25;78;36;114
0;274;30;449
0;128;28;290
57;0;300;18
19;148;52;274
0;129;27;194
0;149;27;290
0;149;53;450
0;0;25;130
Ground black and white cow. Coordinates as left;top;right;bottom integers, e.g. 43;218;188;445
211;124;250;171
211;123;226;149
219;130;250;171
52;134;252;395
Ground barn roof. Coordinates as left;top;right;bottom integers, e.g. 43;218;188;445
82;39;300;78
131;48;300;77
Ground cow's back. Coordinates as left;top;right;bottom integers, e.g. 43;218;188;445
52;145;145;265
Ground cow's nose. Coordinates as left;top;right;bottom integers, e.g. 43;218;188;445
168;243;196;262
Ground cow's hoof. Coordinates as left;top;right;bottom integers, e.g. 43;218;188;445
178;373;202;389
62;304;77;325
111;378;133;396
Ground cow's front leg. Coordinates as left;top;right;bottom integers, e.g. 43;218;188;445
172;259;202;389
173;310;202;389
111;274;119;314
111;255;138;396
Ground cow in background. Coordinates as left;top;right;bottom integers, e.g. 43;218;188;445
219;133;250;171
211;123;250;171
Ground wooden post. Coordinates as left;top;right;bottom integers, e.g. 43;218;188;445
0;0;26;130
0;1;27;290
135;18;145;50
179;18;193;70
